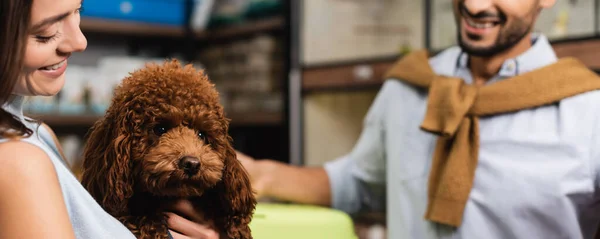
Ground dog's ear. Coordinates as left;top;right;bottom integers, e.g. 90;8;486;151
222;143;257;214
204;140;256;238
80;110;134;216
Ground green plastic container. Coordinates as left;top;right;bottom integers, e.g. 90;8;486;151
249;203;358;239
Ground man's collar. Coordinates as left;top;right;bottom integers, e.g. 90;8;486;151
456;34;558;78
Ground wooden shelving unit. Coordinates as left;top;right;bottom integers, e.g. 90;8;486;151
552;37;600;69
80;17;186;37
302;60;396;92
27;114;101;126
301;37;600;92
227;112;283;126
24;8;292;165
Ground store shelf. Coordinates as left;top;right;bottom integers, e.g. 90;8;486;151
195;16;285;41
552;37;600;70
26;112;282;127
28;114;101;126
227;112;283;126
80;17;186;37
302;37;600;92
302;59;396;92
80;16;285;39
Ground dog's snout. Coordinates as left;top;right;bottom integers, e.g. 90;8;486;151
178;156;201;175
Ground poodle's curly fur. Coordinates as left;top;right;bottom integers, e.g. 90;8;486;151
80;59;256;239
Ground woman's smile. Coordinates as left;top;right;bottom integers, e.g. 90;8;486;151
38;58;68;78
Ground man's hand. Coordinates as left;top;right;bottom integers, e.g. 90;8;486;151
236;150;273;199
236;150;331;206
165;200;219;239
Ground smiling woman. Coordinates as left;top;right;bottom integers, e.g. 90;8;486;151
12;0;87;96
0;0;219;238
0;0;137;235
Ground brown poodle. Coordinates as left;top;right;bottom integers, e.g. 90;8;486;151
80;59;256;239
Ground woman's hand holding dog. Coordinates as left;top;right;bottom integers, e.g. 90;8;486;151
165;200;219;239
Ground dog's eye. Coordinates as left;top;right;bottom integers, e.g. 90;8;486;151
198;132;207;142
153;125;169;136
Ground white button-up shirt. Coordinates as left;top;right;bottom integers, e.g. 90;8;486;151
324;34;600;239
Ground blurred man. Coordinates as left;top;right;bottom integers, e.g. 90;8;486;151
238;0;600;238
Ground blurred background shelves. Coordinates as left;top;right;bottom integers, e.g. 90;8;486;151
35;0;292;177
300;37;600;93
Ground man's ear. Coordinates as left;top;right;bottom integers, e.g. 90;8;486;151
539;0;557;9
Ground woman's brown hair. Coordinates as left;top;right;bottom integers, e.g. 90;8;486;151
0;0;34;138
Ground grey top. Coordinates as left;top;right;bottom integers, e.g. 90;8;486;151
324;34;600;239
0;95;136;239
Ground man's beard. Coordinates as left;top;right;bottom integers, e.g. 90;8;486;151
457;11;534;57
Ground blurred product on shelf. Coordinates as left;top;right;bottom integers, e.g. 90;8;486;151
91;56;166;114
244;0;282;20
209;0;251;26
210;0;282;27
199;34;284;114
80;0;281;30
229;92;282;114
80;0;207;26
24;56;165;117
59;66;93;115
191;0;216;30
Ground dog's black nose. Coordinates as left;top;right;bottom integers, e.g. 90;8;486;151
178;156;201;175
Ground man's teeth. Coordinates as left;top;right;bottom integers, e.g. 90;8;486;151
41;60;65;71
466;18;495;29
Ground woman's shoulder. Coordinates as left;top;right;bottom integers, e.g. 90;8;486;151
0;139;51;161
0;140;78;239
0;139;57;182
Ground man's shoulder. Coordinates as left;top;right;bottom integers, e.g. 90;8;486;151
384;46;462;81
554;61;600;108
553;79;600;127
380;47;463;96
562;87;600;107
